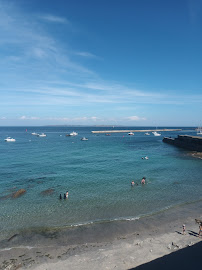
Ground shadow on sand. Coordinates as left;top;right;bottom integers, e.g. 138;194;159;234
129;241;201;270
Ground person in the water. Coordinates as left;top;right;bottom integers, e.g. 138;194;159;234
141;177;146;185
64;193;66;199
131;181;135;186
66;191;69;198
59;194;62;199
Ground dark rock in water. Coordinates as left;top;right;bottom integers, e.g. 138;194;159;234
12;189;26;198
40;188;54;196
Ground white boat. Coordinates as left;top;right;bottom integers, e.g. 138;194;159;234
5;137;16;142
70;131;78;136
145;132;150;135
81;137;88;141
37;133;47;137
128;132;134;135
197;127;202;135
31;132;39;136
152;131;161;136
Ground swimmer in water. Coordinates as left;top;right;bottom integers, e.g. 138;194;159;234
66;191;69;198
131;181;135;186
59;194;62;200
141;178;146;185
64;193;66;199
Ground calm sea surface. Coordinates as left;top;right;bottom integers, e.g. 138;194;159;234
0;126;201;239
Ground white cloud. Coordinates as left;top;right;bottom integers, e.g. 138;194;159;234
19;116;39;120
39;14;68;24
125;116;146;121
91;116;98;121
75;51;97;58
19;116;26;120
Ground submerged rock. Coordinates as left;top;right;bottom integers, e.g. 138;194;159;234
12;189;26;198
40;188;54;196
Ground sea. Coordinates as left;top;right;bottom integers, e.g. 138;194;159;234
0;126;202;241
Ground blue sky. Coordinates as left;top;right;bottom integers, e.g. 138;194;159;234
0;0;201;126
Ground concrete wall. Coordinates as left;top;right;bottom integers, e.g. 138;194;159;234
163;135;202;152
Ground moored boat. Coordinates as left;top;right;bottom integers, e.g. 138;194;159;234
152;131;161;136
70;131;78;136
5;137;16;142
81;137;88;141
37;133;47;137
31;132;39;136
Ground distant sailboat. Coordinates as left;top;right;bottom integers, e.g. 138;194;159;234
197;127;202;135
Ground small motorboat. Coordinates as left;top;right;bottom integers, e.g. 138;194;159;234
144;132;150;135
37;133;47;137
5;137;16;142
128;132;134;135
81;137;88;141
152;131;161;136
70;131;78;136
31;132;39;136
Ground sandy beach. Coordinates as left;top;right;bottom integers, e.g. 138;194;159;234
0;200;201;270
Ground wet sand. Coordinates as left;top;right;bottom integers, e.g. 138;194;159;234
0;200;201;270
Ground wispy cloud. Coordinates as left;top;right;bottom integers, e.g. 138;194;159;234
39;14;69;24
125;116;146;121
75;51;98;58
0;1;201;126
19;116;39;120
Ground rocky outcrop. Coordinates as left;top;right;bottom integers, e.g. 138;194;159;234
163;135;202;152
12;189;26;198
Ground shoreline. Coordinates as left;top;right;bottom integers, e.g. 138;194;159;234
0;200;201;269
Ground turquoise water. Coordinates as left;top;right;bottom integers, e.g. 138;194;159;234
0;126;202;239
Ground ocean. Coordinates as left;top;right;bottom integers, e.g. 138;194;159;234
0;126;202;241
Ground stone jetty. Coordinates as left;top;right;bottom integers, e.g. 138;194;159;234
91;129;181;134
163;135;202;152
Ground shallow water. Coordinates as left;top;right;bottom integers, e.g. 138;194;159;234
0;126;201;239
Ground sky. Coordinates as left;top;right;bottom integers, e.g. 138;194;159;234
0;0;201;126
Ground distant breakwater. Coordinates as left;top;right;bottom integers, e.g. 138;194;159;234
163;135;202;152
91;129;181;134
